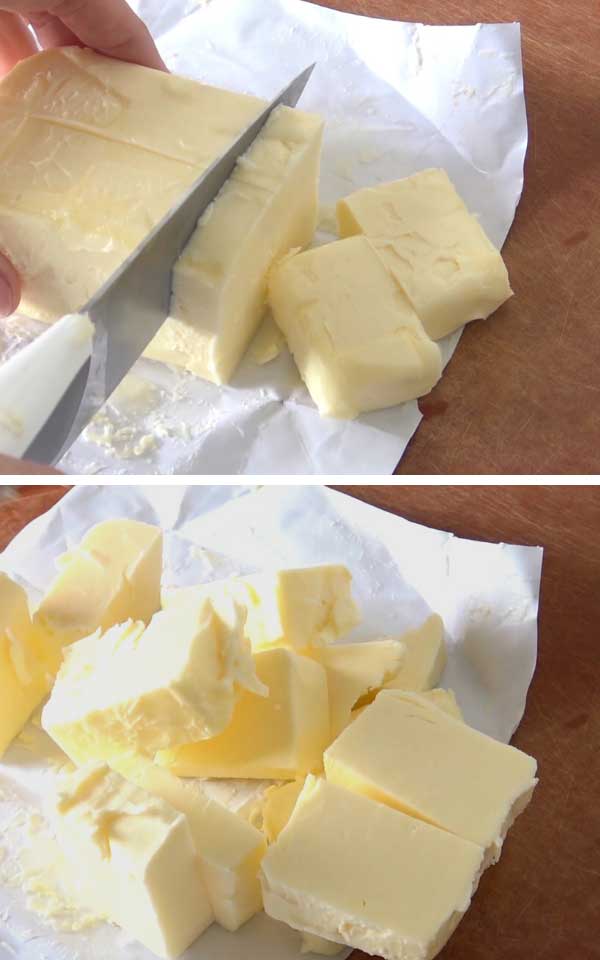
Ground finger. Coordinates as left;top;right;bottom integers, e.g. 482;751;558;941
0;454;62;475
0;11;37;76
26;11;80;49
46;0;167;70
0;251;21;318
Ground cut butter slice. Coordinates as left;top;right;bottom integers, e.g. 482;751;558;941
324;691;538;864
34;518;162;648
262;778;306;843
415;687;463;721
359;614;446;700
268;235;442;419
157;648;329;780
146;105;323;384
42;599;264;762
337;169;513;340
52;763;213;959
109;755;266;932
260;775;485;960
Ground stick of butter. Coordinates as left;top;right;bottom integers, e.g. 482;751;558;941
157;648;329;780
260;775;485;960
324;691;538;865
42;599;265;762
145;105;323;384
109;755;266;931
268;235;442;418
52;763;213;959
33;518;162;648
337;169;513;340
0;573;60;758
163;564;360;652
381;614;447;694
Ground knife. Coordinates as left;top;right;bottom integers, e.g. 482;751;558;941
8;64;315;467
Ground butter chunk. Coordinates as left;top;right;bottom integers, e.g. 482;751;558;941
146;105;323;384
260;776;485;960
0;574;60;757
262;778;306;843
268;236;442;419
313;639;404;738
337;169;513;340
324;691;538;863
301;933;344;955
163;564;360;652
34;519;162;648
52;763;213;959
381;614;446;694
109;755;266;931
157;648;329;780
42;599;264;763
417;688;463;721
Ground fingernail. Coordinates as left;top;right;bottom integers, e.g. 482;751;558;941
0;275;16;316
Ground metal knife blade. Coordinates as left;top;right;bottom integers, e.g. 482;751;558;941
24;63;316;466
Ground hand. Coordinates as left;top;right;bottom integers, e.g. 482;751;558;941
0;1;166;317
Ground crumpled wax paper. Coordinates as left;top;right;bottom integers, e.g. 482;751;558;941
0;485;542;960
42;0;527;475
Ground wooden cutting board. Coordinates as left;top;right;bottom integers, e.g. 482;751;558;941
2;484;599;959
317;1;600;475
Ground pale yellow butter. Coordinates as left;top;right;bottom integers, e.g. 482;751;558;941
0;573;60;757
324;691;538;864
268;235;442;418
416;687;463;721
52;763;213;959
260;775;485;960
262;778;306;843
157;648;329;780
146;105;323;384
42;598;264;763
337;169;513;340
382;614;446;694
34;519;162;648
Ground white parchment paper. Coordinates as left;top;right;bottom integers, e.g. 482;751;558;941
0;485;542;960
37;0;527;475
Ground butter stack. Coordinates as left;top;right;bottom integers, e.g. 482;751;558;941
0;518;537;960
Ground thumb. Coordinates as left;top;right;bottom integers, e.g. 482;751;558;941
0;251;20;318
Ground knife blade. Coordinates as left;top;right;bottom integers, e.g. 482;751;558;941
22;63;316;466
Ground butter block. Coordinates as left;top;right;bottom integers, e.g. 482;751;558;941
260;776;485;960
110;755;266;931
0;574;60;757
0;47;264;322
34;519;162;648
146;105;323;384
42;599;264;762
381;614;446;694
268;235;442;418
337;169;513;340
417;687;463;721
52;764;213;959
313;639;404;738
157;648;330;779
324;691;538;863
163;564;360;652
262;778;306;843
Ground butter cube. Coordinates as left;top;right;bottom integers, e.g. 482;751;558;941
42;599;264;762
260;776;485;960
163;564;360;652
262;778;306;843
0;574;60;757
382;614;446;693
337;169;513;340
110;755;266;931
34;519;162;648
312;639;404;738
416;687;463;721
146;105;323;384
157;648;330;780
268;236;442;418
52;764;213;959
324;691;538;863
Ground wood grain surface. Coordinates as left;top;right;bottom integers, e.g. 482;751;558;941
316;1;600;475
1;483;599;959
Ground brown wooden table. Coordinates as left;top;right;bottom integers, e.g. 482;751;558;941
1;484;599;959
318;2;600;475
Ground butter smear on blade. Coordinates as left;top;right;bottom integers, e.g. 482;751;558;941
157;647;329;779
260;776;485;960
34;518;162;647
337;168;513;340
146;105;323;384
42;599;265;762
324;691;537;863
51;763;213;959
